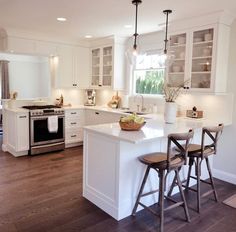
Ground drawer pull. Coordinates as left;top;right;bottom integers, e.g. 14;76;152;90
71;122;77;125
95;112;99;115
19;116;27;119
71;112;77;115
71;135;77;138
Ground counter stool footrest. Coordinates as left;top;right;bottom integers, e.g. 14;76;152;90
164;201;184;211
138;202;160;217
201;189;214;198
190;176;212;185
182;185;198;192
141;189;159;198
165;195;178;203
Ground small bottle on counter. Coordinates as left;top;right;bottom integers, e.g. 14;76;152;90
59;94;64;106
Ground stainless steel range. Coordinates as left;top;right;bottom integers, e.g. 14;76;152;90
22;105;65;155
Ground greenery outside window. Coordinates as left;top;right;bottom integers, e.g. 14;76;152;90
133;51;165;95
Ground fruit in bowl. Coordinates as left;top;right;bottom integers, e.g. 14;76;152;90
119;113;146;131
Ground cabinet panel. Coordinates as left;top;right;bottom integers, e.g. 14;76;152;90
16;113;29;151
55;45;74;88
167;23;230;93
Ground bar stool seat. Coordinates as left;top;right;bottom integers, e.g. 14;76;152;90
132;129;194;232
139;153;185;170
187;144;215;158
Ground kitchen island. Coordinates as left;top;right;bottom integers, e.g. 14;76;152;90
83;116;222;220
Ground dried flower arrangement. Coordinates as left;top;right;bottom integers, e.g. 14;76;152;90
163;80;189;102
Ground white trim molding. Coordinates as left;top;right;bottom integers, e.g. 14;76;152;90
213;168;236;185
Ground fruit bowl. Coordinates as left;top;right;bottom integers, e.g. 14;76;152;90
119;121;146;131
119;113;146;131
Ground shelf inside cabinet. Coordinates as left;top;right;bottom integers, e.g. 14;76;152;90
191;71;211;74
169;43;186;48
193;40;213;46
192;56;212;60
169;72;185;75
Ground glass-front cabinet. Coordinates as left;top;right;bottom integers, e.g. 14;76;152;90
168;33;187;87
166;23;230;93
91;45;113;87
91;48;101;86
191;28;213;89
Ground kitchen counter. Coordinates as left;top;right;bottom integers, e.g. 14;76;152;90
83;116;222;221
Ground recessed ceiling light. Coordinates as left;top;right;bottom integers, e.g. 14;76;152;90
124;25;132;28
85;35;93;38
57;17;67;22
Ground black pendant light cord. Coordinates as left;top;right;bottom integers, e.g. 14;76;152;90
132;0;142;51
163;9;172;54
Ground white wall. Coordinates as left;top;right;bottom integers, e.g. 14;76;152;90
212;19;236;184
0;53;51;99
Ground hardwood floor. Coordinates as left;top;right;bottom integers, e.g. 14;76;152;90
0;139;236;232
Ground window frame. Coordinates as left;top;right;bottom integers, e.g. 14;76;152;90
131;51;166;96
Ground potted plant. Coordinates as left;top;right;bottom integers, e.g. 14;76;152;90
163;82;187;123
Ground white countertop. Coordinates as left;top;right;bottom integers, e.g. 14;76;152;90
84;115;222;144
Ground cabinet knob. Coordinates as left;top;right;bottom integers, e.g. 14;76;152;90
95;112;99;115
98;84;102;87
72;84;77;87
184;86;190;89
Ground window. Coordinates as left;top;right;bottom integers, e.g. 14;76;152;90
133;51;165;95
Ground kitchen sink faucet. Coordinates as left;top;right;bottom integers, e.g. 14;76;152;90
134;94;146;112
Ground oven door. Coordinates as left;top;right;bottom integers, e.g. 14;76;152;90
30;115;65;146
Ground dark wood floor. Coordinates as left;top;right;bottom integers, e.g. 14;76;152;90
0;140;236;232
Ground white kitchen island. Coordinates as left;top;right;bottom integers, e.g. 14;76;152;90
83;116;221;220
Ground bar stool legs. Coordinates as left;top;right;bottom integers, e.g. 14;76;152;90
132;168;190;232
205;157;218;202
175;169;190;222
159;170;165;232
132;166;151;216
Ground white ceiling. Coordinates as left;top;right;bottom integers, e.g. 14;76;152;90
0;0;236;40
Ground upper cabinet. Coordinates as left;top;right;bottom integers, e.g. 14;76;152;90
54;45;90;89
167;11;234;94
90;37;126;90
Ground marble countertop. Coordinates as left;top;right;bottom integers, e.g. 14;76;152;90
84;116;222;144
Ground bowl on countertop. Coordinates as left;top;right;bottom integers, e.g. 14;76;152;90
119;121;146;131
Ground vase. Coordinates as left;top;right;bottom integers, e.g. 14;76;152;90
164;102;177;124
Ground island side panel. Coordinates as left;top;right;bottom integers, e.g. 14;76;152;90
83;130;121;219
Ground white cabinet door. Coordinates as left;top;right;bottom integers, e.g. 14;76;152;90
76;46;90;89
7;110;29;153
16;113;29;151
85;109;122;125
55;45;74;88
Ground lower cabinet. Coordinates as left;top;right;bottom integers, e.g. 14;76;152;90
5;110;29;156
65;108;124;147
65;109;84;147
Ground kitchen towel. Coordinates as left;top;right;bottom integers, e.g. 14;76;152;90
47;116;58;133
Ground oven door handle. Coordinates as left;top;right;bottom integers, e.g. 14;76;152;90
31;115;64;120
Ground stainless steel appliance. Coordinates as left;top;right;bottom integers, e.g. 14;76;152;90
22;105;65;155
84;89;96;106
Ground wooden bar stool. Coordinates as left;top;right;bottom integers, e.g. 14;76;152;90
168;123;223;213
132;129;194;232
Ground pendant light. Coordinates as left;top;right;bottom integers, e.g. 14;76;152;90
126;0;143;65
162;9;173;66
132;0;142;56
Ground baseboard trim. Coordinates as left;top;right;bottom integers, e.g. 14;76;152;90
213;168;236;185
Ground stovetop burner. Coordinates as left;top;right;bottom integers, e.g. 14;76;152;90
22;105;61;110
